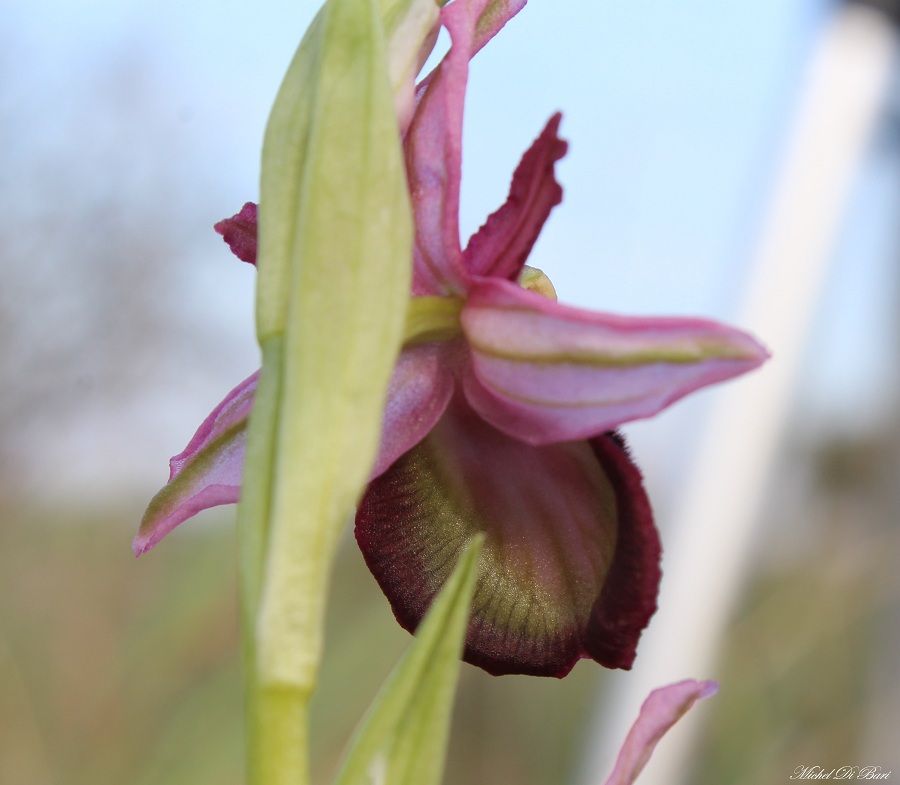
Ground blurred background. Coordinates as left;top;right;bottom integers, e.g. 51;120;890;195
1;0;898;783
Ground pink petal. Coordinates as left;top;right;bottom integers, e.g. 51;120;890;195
214;202;258;265
463;113;567;281
356;395;660;677
461;278;769;444
371;342;456;479
133;372;258;555
602;680;718;785
405;0;491;296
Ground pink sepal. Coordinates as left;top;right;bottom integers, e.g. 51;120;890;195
135;343;454;554
406;0;491;296
133;372;257;555
461;277;769;444
602;680;718;785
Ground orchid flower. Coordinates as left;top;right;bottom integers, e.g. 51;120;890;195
136;0;767;677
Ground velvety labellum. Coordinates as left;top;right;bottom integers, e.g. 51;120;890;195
356;397;660;677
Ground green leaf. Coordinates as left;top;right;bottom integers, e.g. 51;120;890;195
332;536;484;785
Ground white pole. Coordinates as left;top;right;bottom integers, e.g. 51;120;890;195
578;6;898;785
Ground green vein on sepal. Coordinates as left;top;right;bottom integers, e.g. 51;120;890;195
468;335;755;367
137;419;245;544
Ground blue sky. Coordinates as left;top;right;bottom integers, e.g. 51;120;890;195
6;0;898;496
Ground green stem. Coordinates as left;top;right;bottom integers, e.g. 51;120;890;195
238;338;283;636
247;683;310;785
238;338;307;785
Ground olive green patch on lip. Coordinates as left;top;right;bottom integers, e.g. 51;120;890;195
417;407;619;637
356;395;628;676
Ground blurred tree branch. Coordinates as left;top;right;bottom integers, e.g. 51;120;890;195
0;40;243;501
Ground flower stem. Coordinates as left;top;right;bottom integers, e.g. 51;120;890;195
247;682;311;785
237;339;308;785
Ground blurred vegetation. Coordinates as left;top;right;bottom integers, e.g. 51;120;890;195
2;415;896;785
0;506;243;785
0;504;602;785
0;45;246;504
693;423;900;785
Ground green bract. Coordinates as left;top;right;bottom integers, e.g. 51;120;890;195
239;0;440;783
332;537;483;785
